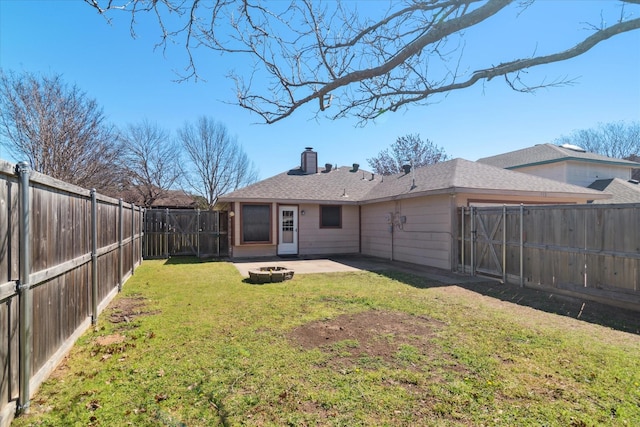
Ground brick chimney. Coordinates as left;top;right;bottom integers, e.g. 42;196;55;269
301;147;317;174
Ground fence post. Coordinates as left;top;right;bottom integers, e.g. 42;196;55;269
470;207;475;276
132;204;136;273
91;189;98;324
502;205;507;284
165;208;169;259
16;161;32;414
118;199;123;292
460;207;465;274
197;209;201;258
519;203;524;288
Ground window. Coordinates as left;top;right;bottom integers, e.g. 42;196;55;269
320;205;342;228
241;204;271;243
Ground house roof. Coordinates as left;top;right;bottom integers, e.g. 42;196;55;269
219;158;609;204
361;158;608;203
588;178;640;204
477;143;640;169
218;165;379;204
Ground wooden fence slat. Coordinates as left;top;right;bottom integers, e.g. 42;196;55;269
459;204;640;310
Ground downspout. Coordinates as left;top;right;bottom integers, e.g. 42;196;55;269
16;161;31;414
358;205;362;254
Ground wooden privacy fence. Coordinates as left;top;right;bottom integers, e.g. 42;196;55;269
143;209;228;259
458;203;640;311
0;159;143;426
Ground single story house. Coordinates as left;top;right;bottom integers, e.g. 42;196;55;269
218;148;609;271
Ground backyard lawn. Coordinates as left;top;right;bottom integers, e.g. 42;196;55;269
14;258;640;426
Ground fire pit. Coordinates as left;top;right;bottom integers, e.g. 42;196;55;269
248;266;294;284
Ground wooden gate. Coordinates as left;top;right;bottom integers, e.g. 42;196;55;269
459;206;523;285
143;209;228;258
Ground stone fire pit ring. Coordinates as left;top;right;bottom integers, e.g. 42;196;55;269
248;266;295;284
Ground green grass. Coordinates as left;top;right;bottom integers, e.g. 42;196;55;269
15;259;640;426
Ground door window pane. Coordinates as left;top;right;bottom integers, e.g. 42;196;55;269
282;210;294;243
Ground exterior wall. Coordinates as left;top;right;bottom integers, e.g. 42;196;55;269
513;163;567;183
564;161;631;187
298;204;360;255
229;202;359;258
514;161;632;187
360;201;393;260
361;195;453;270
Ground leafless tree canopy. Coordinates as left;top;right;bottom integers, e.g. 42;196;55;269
85;0;640;124
0;69;125;194
368;134;448;175
119;119;182;207
178;116;259;207
555;121;640;180
555;121;640;160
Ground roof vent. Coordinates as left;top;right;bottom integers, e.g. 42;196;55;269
325;163;332;172
352;163;359;172
561;143;586;153
629;179;639;185
402;164;411;174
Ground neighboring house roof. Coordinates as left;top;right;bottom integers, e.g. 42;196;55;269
588;178;640;204
121;187;199;209
219;158;609;204
477;143;640;169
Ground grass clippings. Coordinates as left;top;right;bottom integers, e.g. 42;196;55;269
13;258;640;427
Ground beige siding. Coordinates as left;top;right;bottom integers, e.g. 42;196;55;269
515;164;567;183
232;244;277;258
361;201;394;260
515;162;633;188
362;196;453;270
564;161;632;187
298;204;359;255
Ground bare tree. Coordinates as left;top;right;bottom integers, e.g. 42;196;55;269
368;134;448;175
0;69;125;194
555;121;640;159
85;0;640;124
555;120;640;180
119;119;183;208
177;116;259;207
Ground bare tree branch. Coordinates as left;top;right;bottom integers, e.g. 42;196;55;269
0;69;126;195
84;0;640;124
177;116;258;208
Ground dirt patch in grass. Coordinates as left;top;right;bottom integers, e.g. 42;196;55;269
108;296;158;324
289;310;451;370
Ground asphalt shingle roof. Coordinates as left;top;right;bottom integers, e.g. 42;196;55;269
219;158;608;204
588;178;640;204
477;143;640;169
218;165;378;203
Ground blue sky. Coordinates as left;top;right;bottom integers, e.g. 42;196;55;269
1;0;639;180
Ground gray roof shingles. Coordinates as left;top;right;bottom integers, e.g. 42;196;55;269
477;143;640;169
219;158;607;204
588;178;640;204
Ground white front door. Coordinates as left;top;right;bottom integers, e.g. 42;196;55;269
278;206;298;255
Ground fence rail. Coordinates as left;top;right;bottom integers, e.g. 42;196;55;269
459;203;640;311
0;159;143;426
